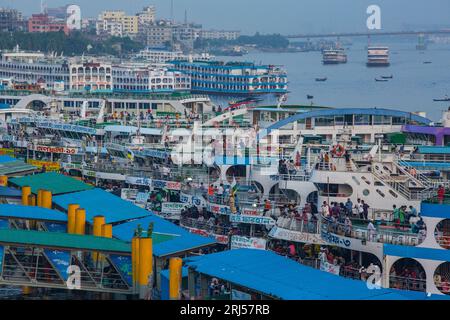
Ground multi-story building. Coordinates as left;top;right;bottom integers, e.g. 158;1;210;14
28;14;69;35
199;29;241;41
112;64;190;93
140;22;173;48
172;23;202;51
69;61;113;92
170;60;288;95
96;10;138;37
0;8;25;32
96;19;123;38
137;6;156;27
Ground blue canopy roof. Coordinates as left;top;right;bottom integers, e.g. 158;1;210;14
417;146;450;154
0;186;22;197
53;188;151;224
384;244;450;262
113;216;216;257
0;204;68;222
0;156;16;164
184;249;435;300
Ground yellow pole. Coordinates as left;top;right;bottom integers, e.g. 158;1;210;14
93;216;106;236
132;237;140;291
101;224;113;238
28;194;36;206
67;204;79;234
37;189;43;207
0;175;8;186
21;186;31;206
169;257;183;300
74;208;86;235
138;237;153;298
41;190;52;209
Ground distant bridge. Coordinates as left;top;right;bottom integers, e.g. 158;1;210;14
286;30;450;39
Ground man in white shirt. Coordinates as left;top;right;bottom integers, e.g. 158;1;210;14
321;201;330;217
367;220;376;241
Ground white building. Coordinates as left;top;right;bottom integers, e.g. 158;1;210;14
69;61;113;92
96;19;123;37
199;30;240;41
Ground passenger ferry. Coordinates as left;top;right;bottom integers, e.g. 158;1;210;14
322;48;348;64
367;46;390;67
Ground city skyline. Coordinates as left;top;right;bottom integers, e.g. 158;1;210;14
1;0;449;34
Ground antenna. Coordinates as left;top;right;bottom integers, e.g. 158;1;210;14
171;0;174;23
184;9;188;25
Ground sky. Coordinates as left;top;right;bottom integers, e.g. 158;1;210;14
1;0;450;34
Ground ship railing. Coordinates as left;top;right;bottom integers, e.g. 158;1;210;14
389;275;426;292
279;172;311;181
321;215;425;246
179;217;231;236
275;216;319;234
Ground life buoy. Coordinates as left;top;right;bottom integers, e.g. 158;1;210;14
332;144;345;157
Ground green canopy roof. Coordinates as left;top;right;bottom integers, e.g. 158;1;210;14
0;229;175;254
0;160;36;176
9;172;94;195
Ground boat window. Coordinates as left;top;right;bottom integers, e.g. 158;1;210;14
361;176;371;185
376;189;385;197
374;181;384;186
352;176;360;185
363;189;370;196
389;190;398;198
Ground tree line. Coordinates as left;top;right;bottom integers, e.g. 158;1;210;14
0;31;145;56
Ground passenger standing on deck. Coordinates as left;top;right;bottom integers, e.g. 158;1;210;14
362;200;370;220
321;201;330;217
438;185;445;204
345;198;353;215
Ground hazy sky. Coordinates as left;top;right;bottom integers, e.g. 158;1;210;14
2;0;450;34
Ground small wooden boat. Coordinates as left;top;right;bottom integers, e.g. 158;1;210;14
433;97;450;102
375;78;388;82
423;61;432;64
315;77;327;82
381;75;393;79
307;95;314;99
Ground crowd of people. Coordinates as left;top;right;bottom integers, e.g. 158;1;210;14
320;198;426;242
268;240;378;281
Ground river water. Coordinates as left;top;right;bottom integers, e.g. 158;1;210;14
217;35;450;121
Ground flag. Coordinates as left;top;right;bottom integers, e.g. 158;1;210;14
127;149;135;161
231;176;239;196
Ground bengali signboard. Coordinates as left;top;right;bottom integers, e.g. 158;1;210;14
268;226;326;245
30;144;78;155
206;203;231;215
320;261;340;276
121;188;139;201
27;159;60;172
152;179;181;191
180;192;207;207
160;202;187;220
230;235;267;250
229;214;276;226
242;208;262;216
185;227;229;244
125;176;152;187
36;121;97;135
